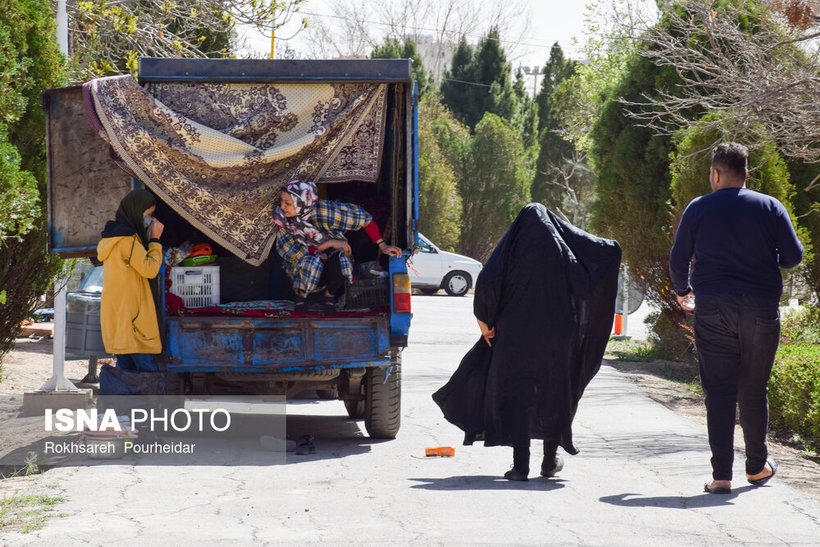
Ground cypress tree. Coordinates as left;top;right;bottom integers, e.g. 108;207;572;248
441;27;518;131
371;38;430;97
532;42;577;207
440;36;477;128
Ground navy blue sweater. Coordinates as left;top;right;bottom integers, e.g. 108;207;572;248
669;187;803;302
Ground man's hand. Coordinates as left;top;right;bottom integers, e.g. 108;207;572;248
677;292;695;311
477;318;495;347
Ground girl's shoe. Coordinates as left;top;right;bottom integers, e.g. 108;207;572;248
293;296;309;315
321;295;337;315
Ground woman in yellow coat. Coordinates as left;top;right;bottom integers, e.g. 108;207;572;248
97;189;164;371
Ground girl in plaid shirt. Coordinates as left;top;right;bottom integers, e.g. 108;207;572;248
273;180;401;314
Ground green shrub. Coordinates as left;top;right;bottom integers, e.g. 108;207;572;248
646;309;697;363
769;343;820;452
0;0;67;365
780;305;820;344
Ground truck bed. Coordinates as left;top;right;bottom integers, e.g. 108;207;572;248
164;315;391;373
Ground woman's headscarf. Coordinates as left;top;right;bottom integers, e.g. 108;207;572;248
115;189;156;248
272;180;329;247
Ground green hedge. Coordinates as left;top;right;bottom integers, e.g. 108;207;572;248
768;307;820;452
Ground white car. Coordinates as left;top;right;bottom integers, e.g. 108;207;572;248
408;234;483;296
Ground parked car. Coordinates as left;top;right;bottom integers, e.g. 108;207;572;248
409;234;482;296
31;308;55;322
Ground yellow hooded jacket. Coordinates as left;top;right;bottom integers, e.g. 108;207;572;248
97;234;163;355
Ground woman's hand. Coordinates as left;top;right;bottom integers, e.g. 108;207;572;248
147;218;164;240
318;239;352;257
378;242;402;258
477;318;495;347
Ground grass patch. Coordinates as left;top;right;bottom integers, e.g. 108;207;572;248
0;452;45;480
0;493;65;534
606;338;703;393
605;338;664;362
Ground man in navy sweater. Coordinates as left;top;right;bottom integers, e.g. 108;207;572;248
669;143;803;494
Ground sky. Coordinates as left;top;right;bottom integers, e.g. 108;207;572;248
239;0;597;75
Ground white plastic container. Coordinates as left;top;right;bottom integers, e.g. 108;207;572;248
170;265;220;308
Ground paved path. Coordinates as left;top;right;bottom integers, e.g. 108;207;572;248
3;296;818;545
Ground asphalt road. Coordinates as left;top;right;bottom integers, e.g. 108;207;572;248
4;295;820;545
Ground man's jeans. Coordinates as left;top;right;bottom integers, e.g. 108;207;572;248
115;353;159;372
694;294;780;481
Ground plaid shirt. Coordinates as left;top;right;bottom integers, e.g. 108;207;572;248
275;200;373;294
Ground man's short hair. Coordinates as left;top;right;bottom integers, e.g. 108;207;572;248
712;143;748;181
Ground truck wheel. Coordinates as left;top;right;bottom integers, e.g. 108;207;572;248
443;271;471;296
344;398;365;419
316;387;338;400
364;354;401;438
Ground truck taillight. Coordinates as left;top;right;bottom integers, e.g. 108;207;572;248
392;273;412;313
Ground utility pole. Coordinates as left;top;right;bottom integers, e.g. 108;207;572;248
56;0;68;55
24;0;91;416
521;65;544;97
50;0;73;391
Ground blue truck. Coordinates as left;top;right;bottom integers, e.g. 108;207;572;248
44;58;418;438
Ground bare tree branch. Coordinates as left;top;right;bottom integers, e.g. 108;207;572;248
615;0;820;189
67;1;306;80
298;0;530;80
542;144;594;228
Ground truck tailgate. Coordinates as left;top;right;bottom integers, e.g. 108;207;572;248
165;316;390;373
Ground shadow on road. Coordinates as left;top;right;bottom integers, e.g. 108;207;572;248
576;432;705;459
0;411;381;472
409;475;566;491
8;337;55;356
599;486;756;509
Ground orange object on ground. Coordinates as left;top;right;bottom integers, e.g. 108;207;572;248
425;446;455;457
613;314;623;335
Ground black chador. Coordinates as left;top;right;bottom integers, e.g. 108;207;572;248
433;204;621;477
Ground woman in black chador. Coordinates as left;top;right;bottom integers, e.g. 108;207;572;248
433;204;621;481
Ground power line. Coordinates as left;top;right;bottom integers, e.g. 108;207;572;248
439;77;494;88
294;9;585;53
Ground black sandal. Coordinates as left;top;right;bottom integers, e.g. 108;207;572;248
747;457;777;486
704;482;732;494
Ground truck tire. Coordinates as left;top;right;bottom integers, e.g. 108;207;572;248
364;354;401;438
443;271;471;296
344;398;365;419
316;387;338;400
